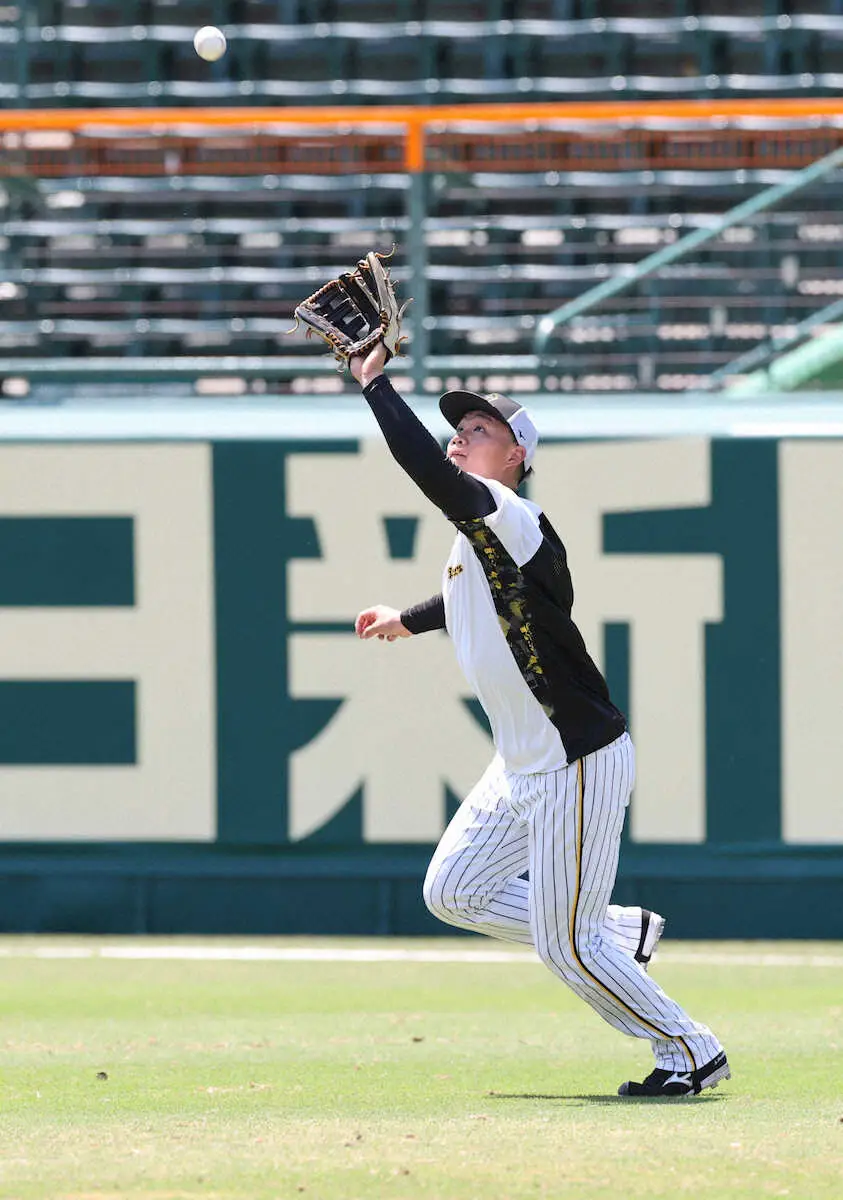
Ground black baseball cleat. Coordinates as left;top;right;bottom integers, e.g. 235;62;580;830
634;909;665;971
618;1051;731;1098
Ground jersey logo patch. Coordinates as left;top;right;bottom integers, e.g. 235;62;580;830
447;564;463;579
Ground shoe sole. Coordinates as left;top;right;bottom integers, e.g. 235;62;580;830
696;1058;731;1095
635;910;666;968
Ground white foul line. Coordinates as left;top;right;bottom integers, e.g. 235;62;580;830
0;945;535;964
0;944;841;968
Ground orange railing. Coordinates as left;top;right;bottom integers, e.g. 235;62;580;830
3;99;843;177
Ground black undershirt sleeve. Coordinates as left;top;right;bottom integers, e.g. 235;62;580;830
362;374;496;521
400;593;446;635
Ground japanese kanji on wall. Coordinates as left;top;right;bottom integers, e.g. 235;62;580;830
0;437;840;849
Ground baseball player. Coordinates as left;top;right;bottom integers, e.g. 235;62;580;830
349;342;730;1098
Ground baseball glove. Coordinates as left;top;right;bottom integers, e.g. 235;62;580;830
289;249;411;366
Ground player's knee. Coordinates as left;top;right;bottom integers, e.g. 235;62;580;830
423;863;467;925
536;926;604;982
422;864;450;921
535;938;579;983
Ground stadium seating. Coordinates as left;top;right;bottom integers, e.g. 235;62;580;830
3;1;843;395
3;159;842;396
5;5;843;105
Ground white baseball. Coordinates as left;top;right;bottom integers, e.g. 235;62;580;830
193;26;227;62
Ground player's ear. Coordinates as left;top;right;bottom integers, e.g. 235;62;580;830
507;443;527;472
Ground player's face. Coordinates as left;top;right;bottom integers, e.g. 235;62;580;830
446;410;523;483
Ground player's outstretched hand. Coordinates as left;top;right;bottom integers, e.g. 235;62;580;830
349;341;389;388
355;605;411;642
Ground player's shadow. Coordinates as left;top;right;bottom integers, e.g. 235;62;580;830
487;1092;728;1106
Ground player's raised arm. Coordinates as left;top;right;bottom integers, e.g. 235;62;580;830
348;345;496;521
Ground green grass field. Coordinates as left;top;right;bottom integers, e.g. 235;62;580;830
0;937;841;1200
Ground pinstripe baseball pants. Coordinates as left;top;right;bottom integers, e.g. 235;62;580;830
423;732;722;1072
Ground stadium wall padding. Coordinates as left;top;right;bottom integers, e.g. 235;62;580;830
0;436;840;938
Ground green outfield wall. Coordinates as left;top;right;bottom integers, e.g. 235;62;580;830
0;432;841;938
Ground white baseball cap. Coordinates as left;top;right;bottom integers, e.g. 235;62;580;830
439;389;539;471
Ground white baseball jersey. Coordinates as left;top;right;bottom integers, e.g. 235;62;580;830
442;474;625;774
